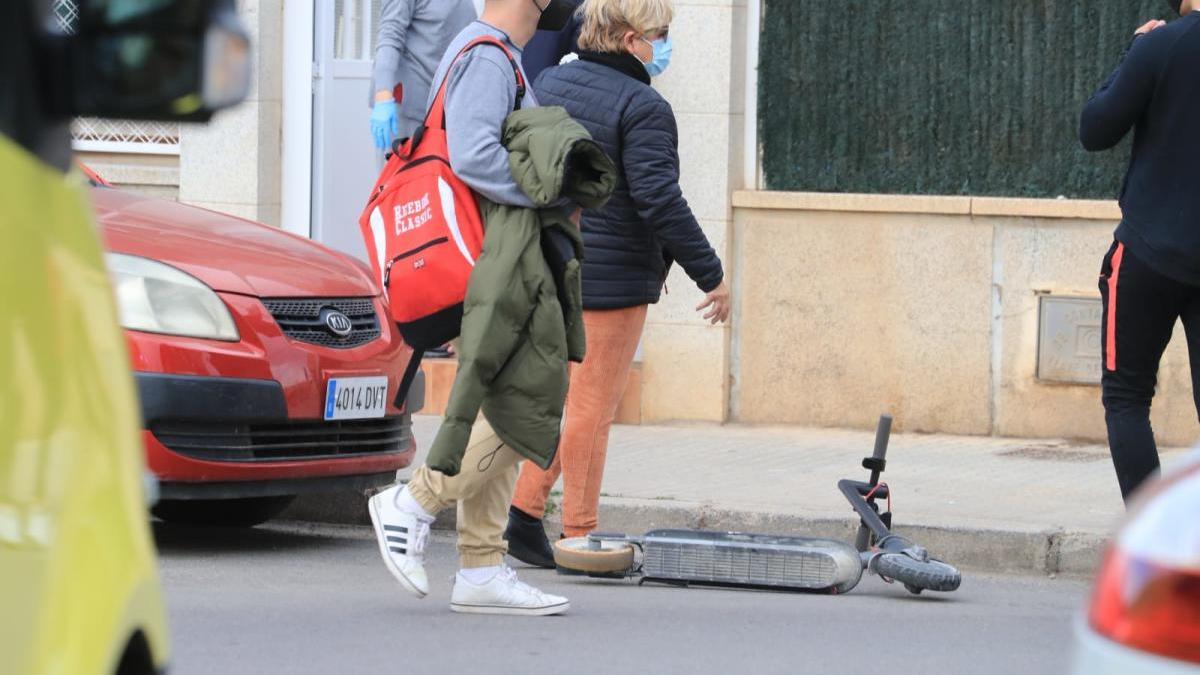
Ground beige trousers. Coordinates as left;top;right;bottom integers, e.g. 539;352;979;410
406;417;523;568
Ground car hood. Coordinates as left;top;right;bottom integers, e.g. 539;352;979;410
93;187;378;298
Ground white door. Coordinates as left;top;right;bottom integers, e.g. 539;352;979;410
284;1;484;254
309;0;383;261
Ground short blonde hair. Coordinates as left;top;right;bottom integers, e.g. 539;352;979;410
577;0;674;54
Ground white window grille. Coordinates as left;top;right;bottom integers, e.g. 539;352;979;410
52;0;78;32
71;118;182;155
334;0;384;61
55;0;182;156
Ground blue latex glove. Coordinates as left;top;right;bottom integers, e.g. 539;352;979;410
370;100;399;151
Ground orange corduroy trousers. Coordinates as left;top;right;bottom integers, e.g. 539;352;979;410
511;305;648;537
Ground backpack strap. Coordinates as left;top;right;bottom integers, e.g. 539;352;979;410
396;346;424;410
425;36;527;134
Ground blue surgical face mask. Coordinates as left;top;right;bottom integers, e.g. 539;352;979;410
640;36;673;77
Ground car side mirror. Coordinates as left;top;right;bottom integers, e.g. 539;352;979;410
66;0;251;121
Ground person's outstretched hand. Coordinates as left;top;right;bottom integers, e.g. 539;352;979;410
696;280;731;325
371;100;399;151
1135;19;1167;36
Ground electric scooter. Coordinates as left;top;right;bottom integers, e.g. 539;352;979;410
553;415;962;595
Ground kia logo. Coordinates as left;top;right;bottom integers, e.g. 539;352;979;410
321;309;354;337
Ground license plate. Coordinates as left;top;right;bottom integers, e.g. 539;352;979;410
324;376;389;421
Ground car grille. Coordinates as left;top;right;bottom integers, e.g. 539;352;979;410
151;416;411;462
262;297;381;349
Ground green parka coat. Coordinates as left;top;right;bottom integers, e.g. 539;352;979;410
425;106;617;476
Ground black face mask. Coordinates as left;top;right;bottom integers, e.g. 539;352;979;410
534;0;575;31
1168;0;1183;14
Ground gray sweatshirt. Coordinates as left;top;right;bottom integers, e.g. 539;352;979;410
429;21;539;208
372;0;476;138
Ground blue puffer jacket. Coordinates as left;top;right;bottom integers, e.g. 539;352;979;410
533;51;724;310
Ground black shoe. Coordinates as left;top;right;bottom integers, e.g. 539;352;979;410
504;506;556;569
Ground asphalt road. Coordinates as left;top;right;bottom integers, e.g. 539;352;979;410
154;521;1090;675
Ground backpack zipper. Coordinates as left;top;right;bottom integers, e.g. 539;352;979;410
370;155;453;204
383;237;451;287
395;154;450;175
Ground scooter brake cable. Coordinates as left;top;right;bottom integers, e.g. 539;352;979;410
864;481;893;514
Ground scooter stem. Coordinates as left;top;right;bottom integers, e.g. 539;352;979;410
852;414;893;551
868;414;892;486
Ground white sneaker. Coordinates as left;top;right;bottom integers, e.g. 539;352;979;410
450;565;569;616
368;485;431;598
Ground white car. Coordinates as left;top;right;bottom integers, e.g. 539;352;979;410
1072;453;1200;674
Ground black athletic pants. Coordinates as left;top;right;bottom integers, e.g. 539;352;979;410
1099;240;1200;501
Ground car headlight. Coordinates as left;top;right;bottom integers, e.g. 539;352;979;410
106;253;239;341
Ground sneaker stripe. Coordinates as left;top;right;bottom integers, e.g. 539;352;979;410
386;536;407;544
369;494;428;599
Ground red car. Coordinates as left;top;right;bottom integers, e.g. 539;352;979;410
85;166;422;526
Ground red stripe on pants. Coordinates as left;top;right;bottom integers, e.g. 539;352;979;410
1106;243;1125;372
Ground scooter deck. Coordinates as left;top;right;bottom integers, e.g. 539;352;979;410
639;529;864;594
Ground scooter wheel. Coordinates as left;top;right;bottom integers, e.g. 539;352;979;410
873;553;962;593
553;537;635;574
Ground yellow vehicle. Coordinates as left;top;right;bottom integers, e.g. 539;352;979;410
0;1;249;673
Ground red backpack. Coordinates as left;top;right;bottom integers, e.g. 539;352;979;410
358;36;526;401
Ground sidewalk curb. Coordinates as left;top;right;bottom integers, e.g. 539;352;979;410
558;498;1109;578
281;492;1108;578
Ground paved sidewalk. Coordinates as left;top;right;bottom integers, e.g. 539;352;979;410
288;415;1195;577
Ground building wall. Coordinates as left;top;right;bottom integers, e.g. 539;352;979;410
732;192;1199;446
640;0;747;423
178;0;283;226
76;152;180;201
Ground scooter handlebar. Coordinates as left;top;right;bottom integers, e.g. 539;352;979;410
872;414;893;460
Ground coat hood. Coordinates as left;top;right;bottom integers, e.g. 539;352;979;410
503;106;617;209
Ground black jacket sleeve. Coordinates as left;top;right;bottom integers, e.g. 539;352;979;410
620;97;724;293
1080;33;1162;152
